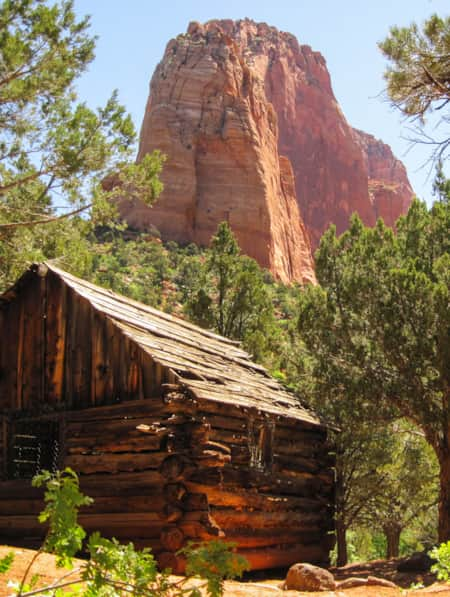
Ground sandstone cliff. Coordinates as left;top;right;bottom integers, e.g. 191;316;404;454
353;129;414;227
121;19;414;282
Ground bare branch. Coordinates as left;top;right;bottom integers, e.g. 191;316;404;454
0;203;92;231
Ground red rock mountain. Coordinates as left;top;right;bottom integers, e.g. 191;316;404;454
119;19;414;283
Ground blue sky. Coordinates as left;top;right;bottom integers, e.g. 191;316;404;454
74;0;449;203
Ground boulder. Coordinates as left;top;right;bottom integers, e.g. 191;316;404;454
283;562;336;591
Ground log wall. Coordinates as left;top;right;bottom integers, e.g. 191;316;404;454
0;269;169;412
0;386;334;572
0;268;335;572
0;415;7;480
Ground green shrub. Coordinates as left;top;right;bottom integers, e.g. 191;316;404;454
430;541;450;581
1;468;249;596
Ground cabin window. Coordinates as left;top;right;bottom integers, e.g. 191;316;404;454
248;419;274;471
7;419;60;479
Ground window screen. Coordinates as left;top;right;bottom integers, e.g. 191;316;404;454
8;419;60;479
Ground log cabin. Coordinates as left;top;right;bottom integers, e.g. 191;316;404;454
0;263;335;572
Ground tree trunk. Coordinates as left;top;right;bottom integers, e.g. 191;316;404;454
334;458;348;567
438;446;450;542
384;523;402;559
335;519;348;567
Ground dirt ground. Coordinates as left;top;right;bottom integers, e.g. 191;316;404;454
2;545;450;596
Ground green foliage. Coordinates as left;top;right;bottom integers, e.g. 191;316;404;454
182;541;249;597
379;13;450;162
372;422;438;548
380;14;450;118
7;469;247;596
430;541;450;581
32;468;93;568
0;551;14;574
299;196;450;451
0;0;163;291
82;533;159;596
88;233;172;308
185;222;278;360
297;188;449;561
408;581;426;591
82;224;303;374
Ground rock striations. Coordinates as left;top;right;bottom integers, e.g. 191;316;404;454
120;19;414;283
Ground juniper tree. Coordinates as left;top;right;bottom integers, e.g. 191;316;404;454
379;14;450;163
0;0;163;289
297;193;450;546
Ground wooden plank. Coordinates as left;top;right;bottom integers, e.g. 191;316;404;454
179;521;223;541
65;397;165;422
0;308;5;408
237;543;328;571
44;271;66;405
0;479;44;499
272;455;323;475
223;529;324;549
60;278;249;360
126;341;142;400
78;471;164;496
273;437;328;458
160;526;185;551
66;434;162;454
81;525;164;541
118;332;128;400
91;310;108;406
0;516;46;538
78;512;162;525
187;465;330;498
63;286;76;408
0;511;166;540
209;507;323;530
3;299;19;411
16;297;25;410
184;482;327;512
21;277;42;409
39;275;46;407
66;415;166;438
0;499;45;516
157;552;185;574
140;353;156;398
73;294;93;408
1;417;8;480
64;451;167;474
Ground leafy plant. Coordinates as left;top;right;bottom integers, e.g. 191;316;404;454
430;541;450;581
0;552;14;574
5;468;248;596
181;541;249;597
33;468;93;568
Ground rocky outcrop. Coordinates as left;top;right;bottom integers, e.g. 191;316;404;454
353;129;414;227
122;19;414;282
122;21;315;284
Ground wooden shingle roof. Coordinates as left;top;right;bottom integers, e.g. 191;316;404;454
46;264;323;426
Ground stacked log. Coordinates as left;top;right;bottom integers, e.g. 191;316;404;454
0;387;334;571
153;385;335;572
0;416;7;480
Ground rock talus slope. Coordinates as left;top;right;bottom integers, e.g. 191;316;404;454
122;19;414;282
